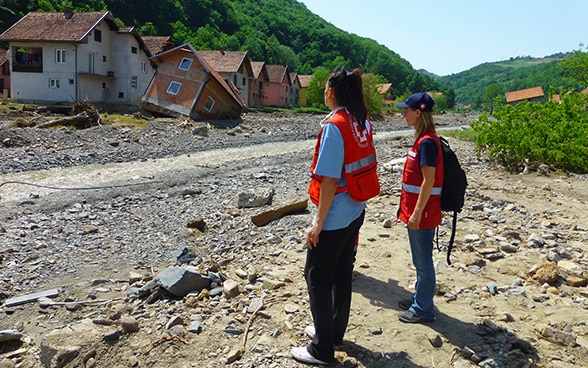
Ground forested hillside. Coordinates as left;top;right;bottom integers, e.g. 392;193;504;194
438;55;582;107
0;0;454;106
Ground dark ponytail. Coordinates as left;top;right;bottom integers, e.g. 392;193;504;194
327;67;368;129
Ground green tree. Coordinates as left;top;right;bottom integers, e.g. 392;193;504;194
306;66;330;108
361;73;385;117
560;44;588;86
483;83;504;114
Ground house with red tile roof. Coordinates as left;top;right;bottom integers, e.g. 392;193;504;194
198;50;252;106
140;43;246;120
249;61;269;107
264;64;291;107
0;9;154;107
0;49;10;97
297;74;313;106
505;86;544;105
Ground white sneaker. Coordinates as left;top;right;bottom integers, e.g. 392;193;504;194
305;325;315;339
291;346;329;365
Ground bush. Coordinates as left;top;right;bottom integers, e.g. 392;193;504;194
471;93;588;173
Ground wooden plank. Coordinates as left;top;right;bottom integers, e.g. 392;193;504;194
251;198;308;227
4;288;59;307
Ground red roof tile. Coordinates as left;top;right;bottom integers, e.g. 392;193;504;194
0;11;115;42
198;50;249;74
505;86;544;103
142;36;174;56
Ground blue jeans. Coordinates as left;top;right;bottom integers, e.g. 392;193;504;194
407;227;436;319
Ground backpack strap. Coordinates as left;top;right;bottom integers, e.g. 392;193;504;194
447;211;457;265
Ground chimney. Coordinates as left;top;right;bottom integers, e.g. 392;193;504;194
63;8;74;19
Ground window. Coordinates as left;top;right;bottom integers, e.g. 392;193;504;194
204;97;215;112
131;47;137;54
242;77;246;86
118;92;124;99
130;76;137;89
13;47;43;73
233;75;237;85
56;49;66;64
141;62;147;73
49;79;60;88
178;58;192;71
102;55;106;62
69;79;74;85
167;81;181;95
94;29;102;42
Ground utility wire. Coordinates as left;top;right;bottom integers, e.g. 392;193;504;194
0;180;162;191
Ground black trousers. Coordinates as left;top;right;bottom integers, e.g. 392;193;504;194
304;211;365;362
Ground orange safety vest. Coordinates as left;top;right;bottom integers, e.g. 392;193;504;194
398;130;444;228
308;108;380;205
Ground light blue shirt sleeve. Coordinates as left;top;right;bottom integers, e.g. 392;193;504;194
313;123;344;179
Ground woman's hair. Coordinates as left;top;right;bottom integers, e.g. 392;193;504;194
328;67;368;129
414;111;436;138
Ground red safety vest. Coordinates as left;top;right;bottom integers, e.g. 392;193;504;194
398;130;444;228
308;108;380;205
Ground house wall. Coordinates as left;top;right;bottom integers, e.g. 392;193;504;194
299;87;308;106
264;81;289;107
222;69;248;106
290;79;300;106
9;41;77;103
142;55;207;116
249;75;266;107
0;60;11;97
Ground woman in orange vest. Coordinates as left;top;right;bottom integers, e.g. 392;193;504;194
395;92;444;323
291;67;379;365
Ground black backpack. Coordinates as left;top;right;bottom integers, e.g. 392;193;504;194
438;136;467;265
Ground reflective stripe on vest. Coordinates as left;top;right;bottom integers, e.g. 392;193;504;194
402;183;442;195
345;153;376;174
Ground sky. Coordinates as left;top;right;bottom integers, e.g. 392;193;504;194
300;0;587;76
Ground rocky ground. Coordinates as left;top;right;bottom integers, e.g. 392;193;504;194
0;107;587;368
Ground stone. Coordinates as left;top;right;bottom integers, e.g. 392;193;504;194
428;333;443;348
154;265;211;297
222;279;240;299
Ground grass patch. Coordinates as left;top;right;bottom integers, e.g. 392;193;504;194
100;113;150;129
441;127;477;141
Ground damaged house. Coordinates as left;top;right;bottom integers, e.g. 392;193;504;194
0;9;155;107
140;43;246;120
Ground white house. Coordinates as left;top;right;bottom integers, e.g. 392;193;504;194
0;9;155;107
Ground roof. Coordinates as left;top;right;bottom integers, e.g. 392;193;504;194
289;72;300;86
250;61;268;80
0;11;116;43
376;83;392;94
266;64;290;84
198;50;250;74
142;36;174;56
0;49;7;67
297;75;313;88
505;86;544;103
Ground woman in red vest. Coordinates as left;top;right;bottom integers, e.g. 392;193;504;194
291;67;379;365
395;92;444;323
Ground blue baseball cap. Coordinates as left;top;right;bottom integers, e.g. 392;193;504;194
395;92;435;112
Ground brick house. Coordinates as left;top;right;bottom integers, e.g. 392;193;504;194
140;43;246;120
249;61;269;107
198;50;252;106
264;64;291;107
0;9;155;107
